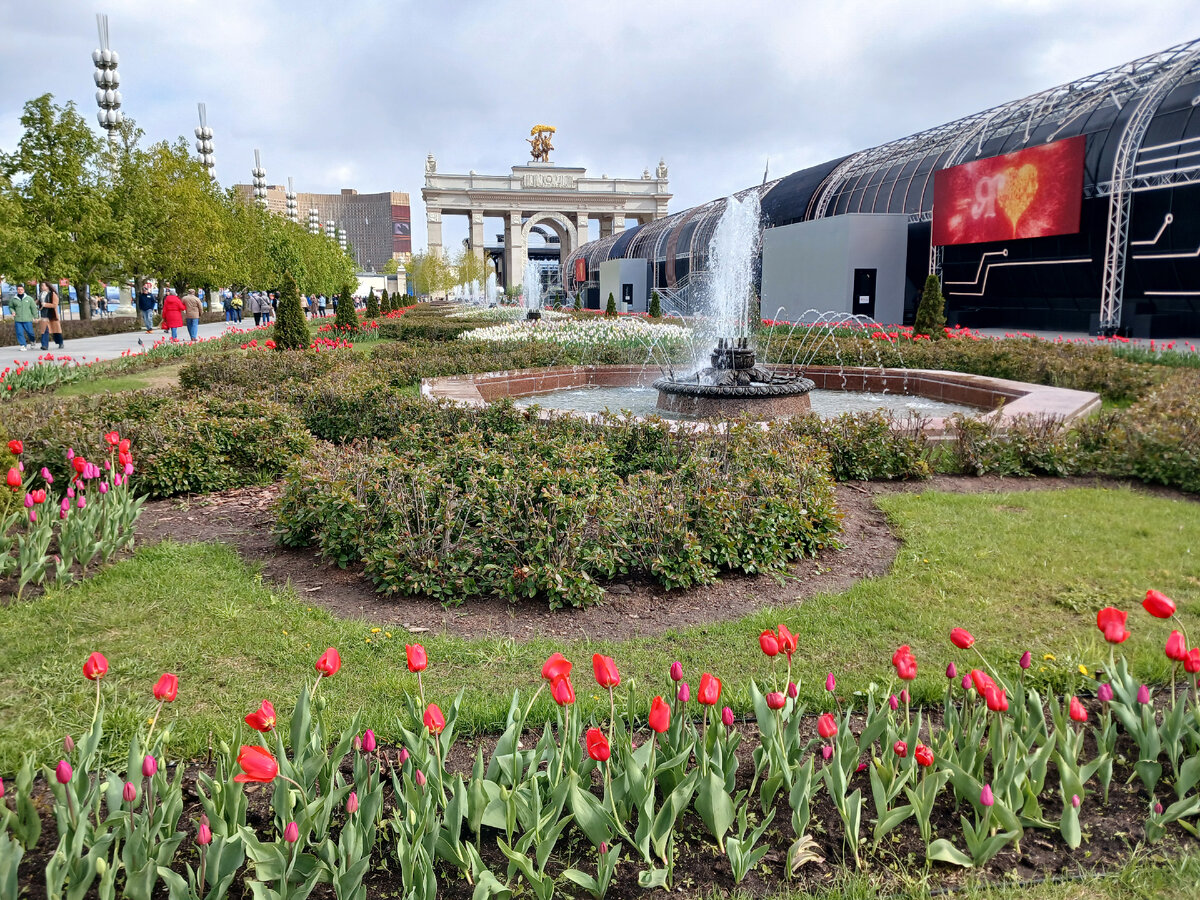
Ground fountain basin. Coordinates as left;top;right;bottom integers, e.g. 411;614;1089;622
421;365;1101;435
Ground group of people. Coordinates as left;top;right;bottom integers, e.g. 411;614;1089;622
9;282;65;351
135;282;205;341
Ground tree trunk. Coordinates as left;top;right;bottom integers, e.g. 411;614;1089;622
79;282;92;321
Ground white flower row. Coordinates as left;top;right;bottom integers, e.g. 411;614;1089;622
458;316;692;353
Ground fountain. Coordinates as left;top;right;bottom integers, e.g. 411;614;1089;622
523;259;543;321
653;192;814;418
485;272;497;307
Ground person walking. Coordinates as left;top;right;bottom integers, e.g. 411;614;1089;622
232;293;243;322
11;284;37;351
318;293;327;317
136;281;157;332
38;282;64;351
182;287;202;341
249;292;263;326
161;286;185;339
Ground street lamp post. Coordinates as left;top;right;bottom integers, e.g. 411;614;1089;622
308;208;320;235
92;14;123;142
251;150;267;208
286;177;298;223
195;103;215;178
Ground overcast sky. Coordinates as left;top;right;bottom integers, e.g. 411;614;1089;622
2;1;1196;253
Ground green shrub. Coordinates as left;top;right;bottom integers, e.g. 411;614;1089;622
379;288;391;314
334;283;359;332
605;292;616;317
375;317;484;342
364;288;380;319
273;271;311;351
913;274;946;338
649;291;662;319
274;405;841;608
1095;371;1200;492
786;411;933;481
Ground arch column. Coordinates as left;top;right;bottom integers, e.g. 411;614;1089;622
469;211;485;261
504;210;526;288
427;207;444;258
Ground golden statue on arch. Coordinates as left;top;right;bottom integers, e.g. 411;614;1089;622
527;124;555;162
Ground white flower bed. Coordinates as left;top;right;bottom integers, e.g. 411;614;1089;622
458;316;692;353
446;305;568;322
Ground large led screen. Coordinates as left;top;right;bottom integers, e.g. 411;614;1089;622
931;135;1085;246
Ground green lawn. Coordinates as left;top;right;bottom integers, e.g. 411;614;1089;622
0;486;1196;771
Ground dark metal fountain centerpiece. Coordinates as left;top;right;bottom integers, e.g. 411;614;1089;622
653;336;814;419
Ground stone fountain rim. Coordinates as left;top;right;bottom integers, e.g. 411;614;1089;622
650;375;816;397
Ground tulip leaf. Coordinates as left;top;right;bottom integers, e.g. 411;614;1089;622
637;867;669;889
568;780;612;848
1176;755;1200;801
695;770;735;850
927;838;973;867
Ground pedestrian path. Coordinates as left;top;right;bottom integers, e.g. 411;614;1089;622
4;319;249;364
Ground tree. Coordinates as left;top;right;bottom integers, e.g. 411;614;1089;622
913;274;947;339
605;292;617;317
649;290;662;319
573;292;582;311
364;287;380;319
334;281;359;332
380;257;399;275
1;94;109;319
379;288;391;313
273;271;310;350
454;248;488;293
0;174;35;282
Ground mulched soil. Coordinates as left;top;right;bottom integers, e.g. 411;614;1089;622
133;474;1190;641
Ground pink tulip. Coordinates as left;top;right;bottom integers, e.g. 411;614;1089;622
980;784;994;807
40;467;52;482
1019;651;1032;670
961;674;971;691
284;822;299;843
888;694;898;710
346;792;359;814
123;782;137;803
946;662;957;679
124;463;133;475
398;747;409;765
76;496;85;509
27;510;35;523
99;482;108;494
415;769;426;787
669;661;683;682
1098;683;1113;703
197;817;212;845
1138;684;1150;704
899;689;909;704
787;681;798;699
362;729;376;752
63;734;74;753
1072;794;1080;809
677;682;690;703
66;487;74;498
721;706;734;727
825;672;835;692
0;777;4;799
23;493;32;508
67;448;74;460
55;760;72;784
821;745;832;760
142;755;157;777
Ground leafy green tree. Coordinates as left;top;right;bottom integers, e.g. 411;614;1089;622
0;174;35;282
649;290;662;319
605;292;617;317
334;281;359;332
273;271;310;350
1;94;109;319
913;273;947;339
364;287;380;319
380;257;399;275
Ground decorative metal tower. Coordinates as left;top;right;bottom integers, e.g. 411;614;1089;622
92;14;123;139
337;227;348;252
250;150;268;207
285;177;299;223
308;208;320;235
195;103;215;178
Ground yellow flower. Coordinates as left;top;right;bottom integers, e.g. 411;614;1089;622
385;632;392;638
365;638;372;644
1043;654;1056;661
1078;664;1089;676
282;630;288;635
371;627;381;634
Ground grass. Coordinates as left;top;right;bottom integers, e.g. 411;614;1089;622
0;486;1196;772
53;362;184;396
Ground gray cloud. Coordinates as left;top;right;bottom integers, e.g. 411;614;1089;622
2;0;1194;251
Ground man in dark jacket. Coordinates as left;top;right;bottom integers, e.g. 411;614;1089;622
136;281;157;332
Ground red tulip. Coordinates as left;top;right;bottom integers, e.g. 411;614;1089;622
123;781;137;803
1069;696;1087;723
776;624;797;660
5;468;19;489
1166;630;1188;662
984;684;1009;713
1143;589;1177;619
153;673;178;702
592;653;620;688
969;668;993;695
83;652;108;681
233;745;278;783
244;700;277;733
550;675;576;706
7;440;22;455
30;488;45;505
1096;606;1130;643
405;644;427;673
346;791;359;814
759;630;780;657
541;653;572;682
893;740;908;758
104;431;120;447
1185;648;1200;674
586;727;611;762
648;696;670;733
697;673;722;706
816;712;837;738
914;744;934;767
72;457;86;475
315;647;341;676
892;645;917;680
765;691;786;710
423;703;445;735
950;628;974;649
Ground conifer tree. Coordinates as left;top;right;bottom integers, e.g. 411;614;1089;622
379;288;391;313
649;290;662;319
605;292;617;317
573;292;583;311
334;282;359;332
365;287;380;319
273;272;311;350
913;274;947;339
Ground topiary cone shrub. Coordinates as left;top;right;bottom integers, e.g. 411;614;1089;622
365;288;380;319
273;272;311;351
914;274;947;339
573;292;583;311
605;292;617;317
334;283;359;333
379;288;391;314
649;290;662;319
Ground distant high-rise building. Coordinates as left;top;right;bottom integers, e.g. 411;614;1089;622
233;185;411;271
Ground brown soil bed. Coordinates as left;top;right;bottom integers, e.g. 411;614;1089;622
132;474;1180;641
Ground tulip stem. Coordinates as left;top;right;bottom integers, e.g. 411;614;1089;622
92;678;102;729
279;775;309;806
418;670;425;709
198;845;207;894
607;686;616;751
146;700;165;748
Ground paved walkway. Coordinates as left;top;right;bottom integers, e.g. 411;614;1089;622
4;318;251;363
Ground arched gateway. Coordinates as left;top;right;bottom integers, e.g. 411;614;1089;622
421;147;671;292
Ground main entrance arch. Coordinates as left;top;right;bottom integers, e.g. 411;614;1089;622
421;153;672;290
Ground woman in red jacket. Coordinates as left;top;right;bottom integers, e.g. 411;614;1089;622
161;287;186;339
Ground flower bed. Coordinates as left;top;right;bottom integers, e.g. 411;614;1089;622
275;406;841;608
459;317;692;357
2;590;1197;898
